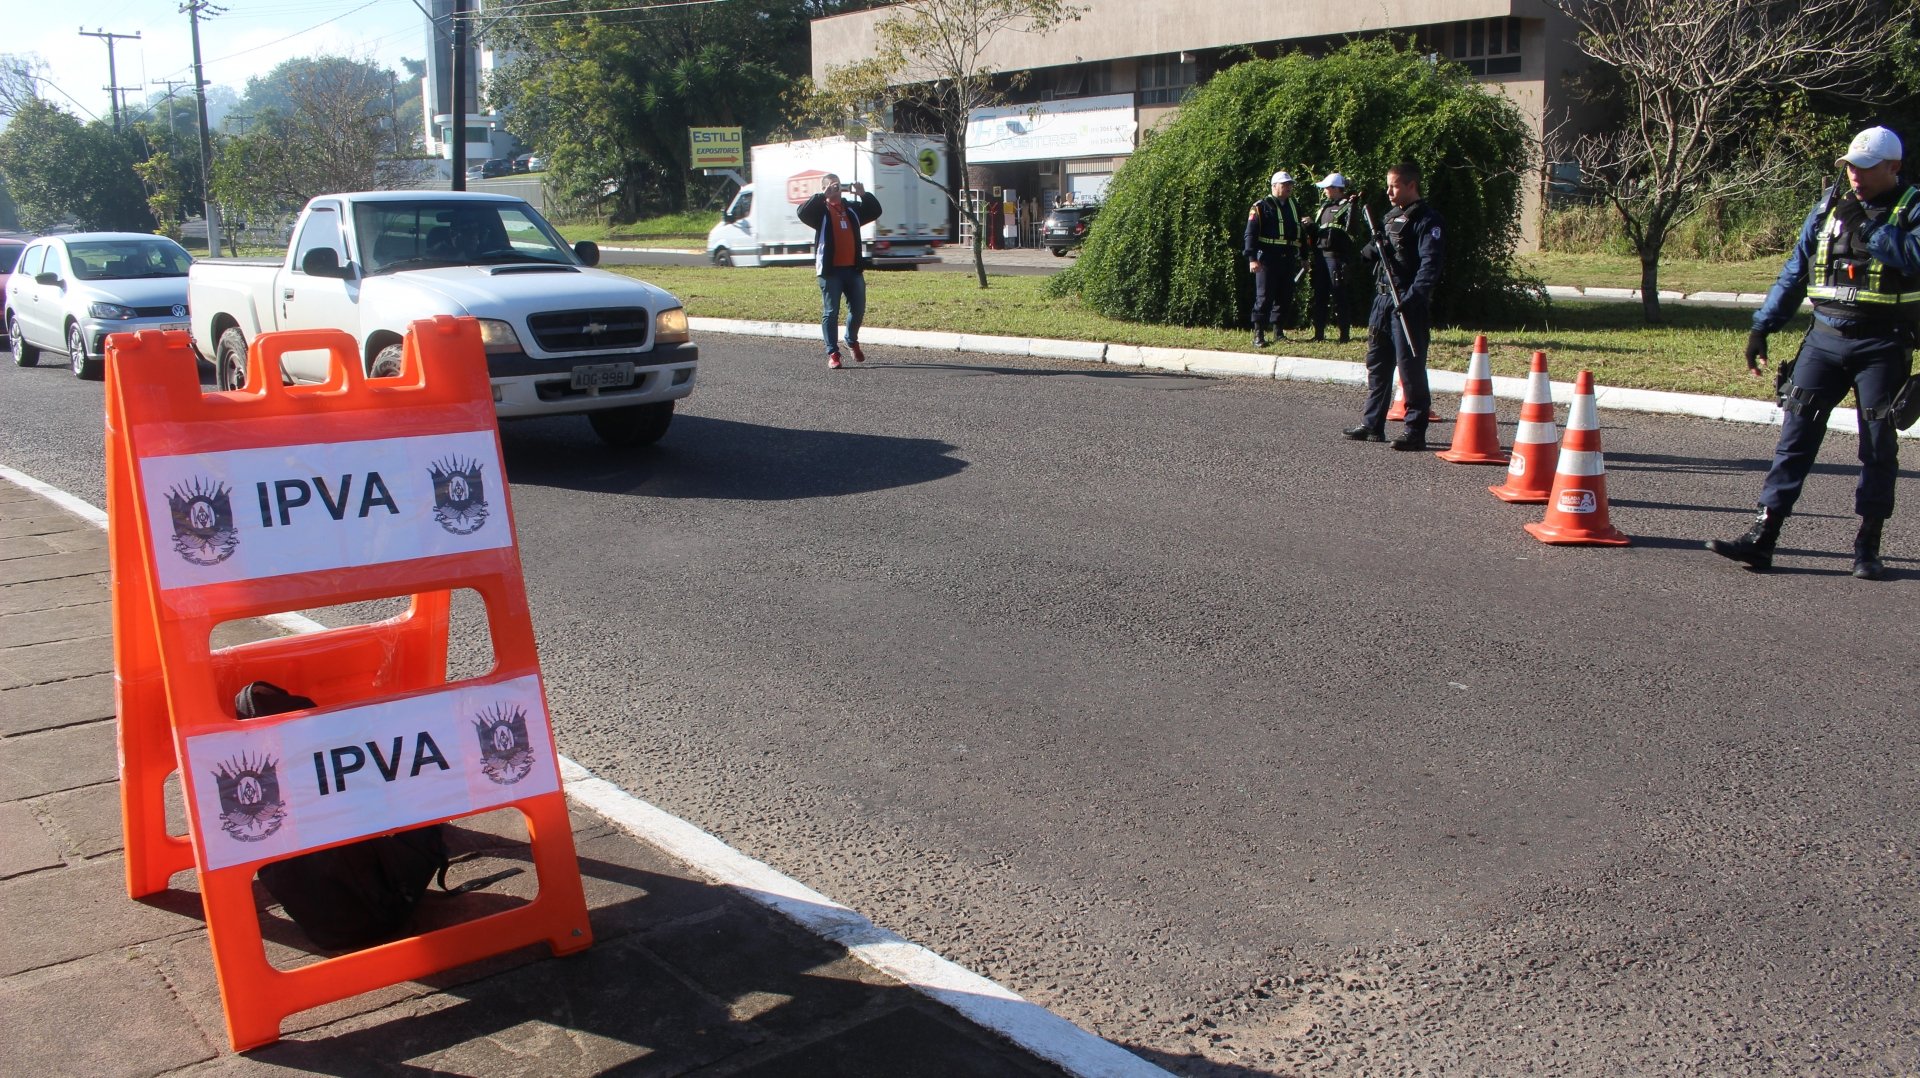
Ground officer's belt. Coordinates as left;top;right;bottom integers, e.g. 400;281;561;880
1810;317;1909;341
1257;237;1297;246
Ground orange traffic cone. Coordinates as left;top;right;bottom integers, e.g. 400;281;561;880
1489;350;1558;503
1436;335;1507;464
1385;371;1447;423
1524;370;1629;545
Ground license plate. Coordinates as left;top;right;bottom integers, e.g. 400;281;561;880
571;362;634;390
158;322;188;333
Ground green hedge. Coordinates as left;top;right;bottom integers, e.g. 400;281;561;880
1056;41;1541;327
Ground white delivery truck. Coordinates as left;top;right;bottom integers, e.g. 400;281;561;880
706;133;949;268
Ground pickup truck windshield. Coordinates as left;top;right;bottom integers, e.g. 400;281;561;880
354;200;576;274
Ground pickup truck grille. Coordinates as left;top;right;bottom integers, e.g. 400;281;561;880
526;307;651;352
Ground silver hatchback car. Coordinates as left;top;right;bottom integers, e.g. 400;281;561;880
5;233;194;379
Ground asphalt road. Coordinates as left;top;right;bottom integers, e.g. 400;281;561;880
3;334;1916;1076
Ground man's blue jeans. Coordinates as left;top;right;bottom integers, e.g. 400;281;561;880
819;267;867;356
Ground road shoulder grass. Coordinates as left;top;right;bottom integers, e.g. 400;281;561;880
622;264;1776;401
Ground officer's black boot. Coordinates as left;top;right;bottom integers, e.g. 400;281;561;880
1253;328;1269;349
1706;507;1785;571
1273;325;1291;342
1852;516;1887;580
1338;326;1350;343
1312;323;1326;342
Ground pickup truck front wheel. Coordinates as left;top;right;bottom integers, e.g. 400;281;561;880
588;401;673;448
370;343;404;379
216;329;250;390
8;315;37;367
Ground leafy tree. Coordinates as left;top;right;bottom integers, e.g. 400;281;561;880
1550;0;1889;322
1;54;42;122
485;0;816;221
1056;42;1535;329
212;56;415;218
813;0;1082;288
133;150;188;240
0;99;154;232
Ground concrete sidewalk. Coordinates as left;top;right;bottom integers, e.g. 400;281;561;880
0;479;1111;1077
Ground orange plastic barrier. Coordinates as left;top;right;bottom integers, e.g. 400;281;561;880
1489;351;1560;503
105;319;592;1051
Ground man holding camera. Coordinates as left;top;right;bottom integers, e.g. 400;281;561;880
798;173;883;369
1709;126;1920;579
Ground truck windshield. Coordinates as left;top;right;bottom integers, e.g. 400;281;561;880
355;200;576;274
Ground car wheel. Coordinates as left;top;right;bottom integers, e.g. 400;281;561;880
1050;247;1067;257
588;401;673;448
712;248;733;268
369;343;405;379
216;328;249;391
68;323;101;380
8;315;38;367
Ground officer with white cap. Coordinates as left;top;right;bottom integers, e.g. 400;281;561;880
1306;172;1359;342
1243;170;1304;347
1710;125;1920;579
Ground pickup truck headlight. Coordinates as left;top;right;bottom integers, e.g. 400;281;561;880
88;301;138;320
475;318;523;355
655;306;690;345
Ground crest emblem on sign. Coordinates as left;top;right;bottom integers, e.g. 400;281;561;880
213;753;285;842
429;455;489;536
166;478;239;566
473;703;534;785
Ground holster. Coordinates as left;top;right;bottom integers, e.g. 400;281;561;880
1885;375;1920;431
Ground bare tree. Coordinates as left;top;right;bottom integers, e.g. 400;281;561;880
0;54;44;121
1552;0;1883;321
814;0;1081;288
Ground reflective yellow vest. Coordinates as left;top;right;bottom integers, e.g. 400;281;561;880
1809;185;1919;314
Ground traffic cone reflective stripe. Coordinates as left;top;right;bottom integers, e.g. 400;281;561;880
1523;369;1630;545
1436;335;1508;464
1489;350;1559;503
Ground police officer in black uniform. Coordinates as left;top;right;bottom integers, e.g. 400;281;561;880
1708;126;1920;579
1344;161;1445;450
1244;170;1304;347
1306;172;1358;342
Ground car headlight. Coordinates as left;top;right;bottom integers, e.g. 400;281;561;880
655;306;690;344
88;301;138;320
475;318;522;355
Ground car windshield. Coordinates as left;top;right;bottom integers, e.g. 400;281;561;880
65;239;193;280
354;200;577;274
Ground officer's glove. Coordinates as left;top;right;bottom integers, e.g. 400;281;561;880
1744;329;1769;375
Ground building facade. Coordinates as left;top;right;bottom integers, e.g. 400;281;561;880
811;0;1589;249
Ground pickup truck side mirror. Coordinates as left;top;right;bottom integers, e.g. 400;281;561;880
572;240;601;268
721;209;736;224
299;247;354;279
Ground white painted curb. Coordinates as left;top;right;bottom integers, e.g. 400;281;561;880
0;464;1166;1078
686;317;1916;438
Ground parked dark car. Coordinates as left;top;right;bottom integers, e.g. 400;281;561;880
1041;203;1099;256
512;154;533;173
480;158;512;179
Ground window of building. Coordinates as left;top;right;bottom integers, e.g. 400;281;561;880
1041;62;1111;101
1443;17;1523;76
1138;53;1197;106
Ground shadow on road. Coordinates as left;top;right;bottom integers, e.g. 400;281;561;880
1606;451;1920;483
500;414;967;500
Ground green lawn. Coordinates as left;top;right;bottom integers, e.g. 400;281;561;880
620;264;1777;401
1520;251;1783;295
560;213;713;247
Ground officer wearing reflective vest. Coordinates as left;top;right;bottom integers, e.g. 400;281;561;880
1344;161;1445;450
1244;170;1304;347
1709;126;1920;579
1306;172;1359;342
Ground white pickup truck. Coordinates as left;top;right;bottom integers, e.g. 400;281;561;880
189;190;697;447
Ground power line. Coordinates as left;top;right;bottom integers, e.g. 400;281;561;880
79;27;143;134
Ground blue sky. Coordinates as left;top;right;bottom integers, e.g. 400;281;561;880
21;0;431;124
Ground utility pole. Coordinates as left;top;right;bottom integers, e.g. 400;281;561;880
451;0;470;191
152;77;190;138
79;27;141;134
183;0;225;258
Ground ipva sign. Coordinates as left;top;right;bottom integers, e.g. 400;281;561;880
690;127;744;168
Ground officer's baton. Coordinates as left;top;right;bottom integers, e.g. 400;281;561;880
1358;201;1418;352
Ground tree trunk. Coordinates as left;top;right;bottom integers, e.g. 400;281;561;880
1639;255;1662;323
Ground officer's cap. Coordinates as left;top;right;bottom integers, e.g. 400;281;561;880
1270;171;1294;185
1837;126;1903;169
1316;172;1349;190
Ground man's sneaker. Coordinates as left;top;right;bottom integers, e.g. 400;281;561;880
827;351;842;369
848;341;865;363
